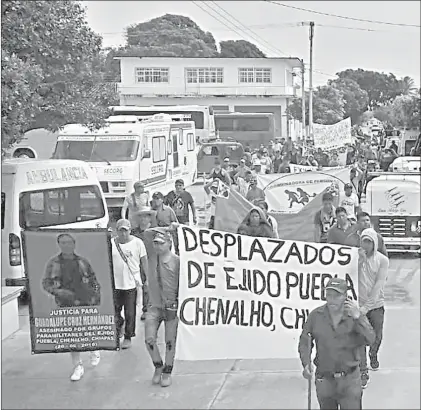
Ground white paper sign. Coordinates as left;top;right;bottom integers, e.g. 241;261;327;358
176;227;359;361
313;118;352;150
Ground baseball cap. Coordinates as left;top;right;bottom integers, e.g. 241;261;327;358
325;278;347;294
344;183;353;189
152;191;164;200
175;179;184;185
148;227;172;244
224;157;230;162
134;181;145;188
116;219;131;231
240;158;246;163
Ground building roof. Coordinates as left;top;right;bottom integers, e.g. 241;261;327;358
113;55;302;66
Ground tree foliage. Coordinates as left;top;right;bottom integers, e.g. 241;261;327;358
329;78;369;123
1;0;118;147
125;14;218;57
335;68;402;109
286;85;345;126
390;93;420;128
219;40;266;58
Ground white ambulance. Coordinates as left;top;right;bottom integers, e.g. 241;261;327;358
362;171;421;253
53;114;198;211
1;159;109;286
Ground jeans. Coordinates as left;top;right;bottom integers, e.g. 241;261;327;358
114;288;137;339
144;307;179;374
139;270;148;314
360;306;385;373
315;368;362;409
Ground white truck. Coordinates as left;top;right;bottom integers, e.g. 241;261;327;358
52;114;198;212
362;171;421;253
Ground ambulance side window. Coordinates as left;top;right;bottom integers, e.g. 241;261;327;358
152;136;166;163
187;133;195;152
179;129;183;145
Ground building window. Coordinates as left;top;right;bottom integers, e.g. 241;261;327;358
238;68;272;83
185;68;223;84
187;133;195;152
135;68;169;83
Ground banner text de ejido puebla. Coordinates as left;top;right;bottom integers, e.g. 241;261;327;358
176;226;358;361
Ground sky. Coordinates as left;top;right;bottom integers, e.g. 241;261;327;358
83;1;420;88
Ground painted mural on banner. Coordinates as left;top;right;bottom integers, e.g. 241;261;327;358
313;117;352;150
257;168;350;214
176;226;359;361
22;229;118;354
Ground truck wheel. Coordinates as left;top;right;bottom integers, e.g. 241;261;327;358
14;149;35;159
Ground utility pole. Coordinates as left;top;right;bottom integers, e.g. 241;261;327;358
308;21;315;139
300;59;306;140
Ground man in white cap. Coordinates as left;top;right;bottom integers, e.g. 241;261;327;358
121;181;150;227
112;219;148;349
204;179;222;229
144;227;180;388
234;158;250;181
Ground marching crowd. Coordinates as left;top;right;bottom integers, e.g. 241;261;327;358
65;133;393;409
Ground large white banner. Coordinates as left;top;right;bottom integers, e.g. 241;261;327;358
313;117;352;150
176;226;359;361
256;168;350;214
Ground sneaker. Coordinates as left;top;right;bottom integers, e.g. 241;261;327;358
140;312;146;321
70;364;84;382
361;371;370;389
160;373;172;388
370;356;380;371
90;351;101;367
152;367;163;385
121;338;132;349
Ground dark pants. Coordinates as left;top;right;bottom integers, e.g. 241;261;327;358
114;288;137;339
208;216;215;230
360;306;385;373
315;368;362;410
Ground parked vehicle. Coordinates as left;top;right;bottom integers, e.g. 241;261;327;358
1;159;109;286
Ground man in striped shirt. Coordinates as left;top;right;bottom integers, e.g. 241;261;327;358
358;228;389;390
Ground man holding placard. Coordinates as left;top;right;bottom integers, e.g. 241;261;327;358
298;277;375;409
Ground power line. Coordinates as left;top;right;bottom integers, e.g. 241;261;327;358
193;0;287;58
207;0;291;57
264;1;421;28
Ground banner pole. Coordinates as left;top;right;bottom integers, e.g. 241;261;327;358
307;332;312;410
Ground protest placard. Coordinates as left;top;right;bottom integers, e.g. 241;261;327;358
257;169;349;214
22;229;118;354
313;117;352;150
176;226;359;361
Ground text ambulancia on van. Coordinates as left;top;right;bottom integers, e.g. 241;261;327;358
53;114;198;211
362;171;421;253
1;159;109;286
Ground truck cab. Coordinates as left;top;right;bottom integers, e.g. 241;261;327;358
362;171;421;254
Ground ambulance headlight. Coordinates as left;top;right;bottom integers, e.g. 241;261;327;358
410;220;421;233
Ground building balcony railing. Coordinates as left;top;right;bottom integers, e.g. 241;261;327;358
116;84;297;98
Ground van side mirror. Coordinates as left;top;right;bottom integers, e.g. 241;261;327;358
143;149;151;159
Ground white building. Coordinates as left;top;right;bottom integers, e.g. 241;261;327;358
115;56;303;138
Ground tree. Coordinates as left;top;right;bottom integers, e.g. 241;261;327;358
219;40;266;58
1;0;118;147
329;78;369;124
125;14;218;57
286;85;345;125
395;76;418;96
390;93;420;128
336;69;401;109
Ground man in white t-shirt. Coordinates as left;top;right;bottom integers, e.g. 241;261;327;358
112;219;149;349
340;183;360;223
204;179;221;229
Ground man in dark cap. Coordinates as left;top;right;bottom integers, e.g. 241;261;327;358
298;277;375;410
143;227;180;388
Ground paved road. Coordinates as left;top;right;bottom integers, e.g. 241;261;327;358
2;182;420;409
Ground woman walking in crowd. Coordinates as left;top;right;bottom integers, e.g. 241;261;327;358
237;207;274;238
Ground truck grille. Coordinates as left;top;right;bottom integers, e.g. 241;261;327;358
100;182;109;193
377;217;407;237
